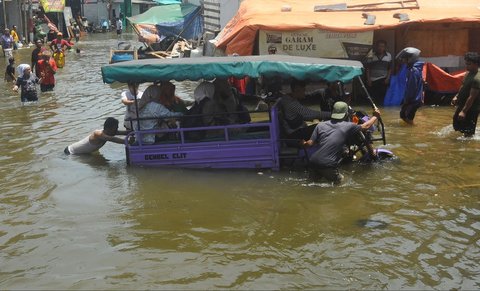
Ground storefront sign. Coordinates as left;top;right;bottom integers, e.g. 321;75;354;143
40;0;65;13
259;29;373;61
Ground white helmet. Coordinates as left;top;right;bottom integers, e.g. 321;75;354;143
396;47;421;64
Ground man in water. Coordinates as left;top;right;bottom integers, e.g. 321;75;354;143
397;47;424;125
49;32;73;53
302;101;380;184
64;117;129;155
451;52;480;137
1;28;14;56
31;39;44;75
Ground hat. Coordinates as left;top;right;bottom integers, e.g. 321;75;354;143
331;101;349;120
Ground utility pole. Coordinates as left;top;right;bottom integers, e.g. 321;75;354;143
28;0;32;42
23;0;27;42
2;0;6;29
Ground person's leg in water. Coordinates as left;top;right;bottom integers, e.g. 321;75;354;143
400;103;420;125
453;108;479;137
310;166;344;184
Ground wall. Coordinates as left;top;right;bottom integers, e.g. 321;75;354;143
5;1;24;40
83;3;108;25
203;0;241;33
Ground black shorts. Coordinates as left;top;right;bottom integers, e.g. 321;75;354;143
116;29;122;35
400;102;421;121
453;107;479;135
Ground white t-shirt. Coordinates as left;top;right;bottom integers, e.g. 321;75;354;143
122;90;143;130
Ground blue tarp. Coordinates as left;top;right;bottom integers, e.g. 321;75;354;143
384;64;407;106
128;4;203;41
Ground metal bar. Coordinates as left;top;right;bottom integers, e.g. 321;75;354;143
356;76;387;145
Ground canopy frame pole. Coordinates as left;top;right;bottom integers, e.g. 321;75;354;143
356;76;386;145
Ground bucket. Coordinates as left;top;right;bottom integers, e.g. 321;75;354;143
4;48;12;58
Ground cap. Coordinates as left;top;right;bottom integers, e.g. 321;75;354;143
331;101;349;120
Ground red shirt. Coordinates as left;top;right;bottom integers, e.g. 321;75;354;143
37;58;57;85
50;39;73;52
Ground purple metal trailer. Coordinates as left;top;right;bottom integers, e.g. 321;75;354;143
101;55;373;170
125;107;283;169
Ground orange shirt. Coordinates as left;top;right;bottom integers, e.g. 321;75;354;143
37;58;58;85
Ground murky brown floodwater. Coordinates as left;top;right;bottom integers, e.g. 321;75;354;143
1;32;479;290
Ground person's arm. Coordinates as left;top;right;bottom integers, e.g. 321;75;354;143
31;52;36;68
121;92;134;105
13;79;20;92
360;109;380;130
64;39;73;48
458;87;479;120
286;97;330;121
385;57;393;84
451;94;459;106
95;131;125;144
49;41;55;52
302;124;320;147
49;58;57;73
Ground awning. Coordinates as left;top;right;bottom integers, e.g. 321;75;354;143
101;55;364;84
215;0;480;56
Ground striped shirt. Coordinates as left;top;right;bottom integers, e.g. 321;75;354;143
366;52;392;81
279;95;330;133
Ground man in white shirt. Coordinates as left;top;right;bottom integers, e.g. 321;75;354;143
365;40;392;105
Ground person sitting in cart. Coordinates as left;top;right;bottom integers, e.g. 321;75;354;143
64;117;128;155
279;79;331;141
302;101;380;184
159;81;188;114
211;78;243;125
132;87;183;145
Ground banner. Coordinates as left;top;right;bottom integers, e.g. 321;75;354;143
40;0;65;13
259;29;373;60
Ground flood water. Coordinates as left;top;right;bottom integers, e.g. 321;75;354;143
1;32;479;290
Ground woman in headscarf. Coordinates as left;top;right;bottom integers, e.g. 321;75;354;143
13;64;42;103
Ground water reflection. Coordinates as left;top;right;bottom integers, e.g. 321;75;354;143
0;33;479;289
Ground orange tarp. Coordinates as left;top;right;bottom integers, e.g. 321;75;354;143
216;0;480;56
423;62;465;93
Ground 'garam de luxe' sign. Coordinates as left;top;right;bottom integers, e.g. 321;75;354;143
259;29;373;61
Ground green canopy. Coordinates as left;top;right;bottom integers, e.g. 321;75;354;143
101;55;364;84
127;3;199;25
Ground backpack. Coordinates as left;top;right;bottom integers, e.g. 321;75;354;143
183;98;209;140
